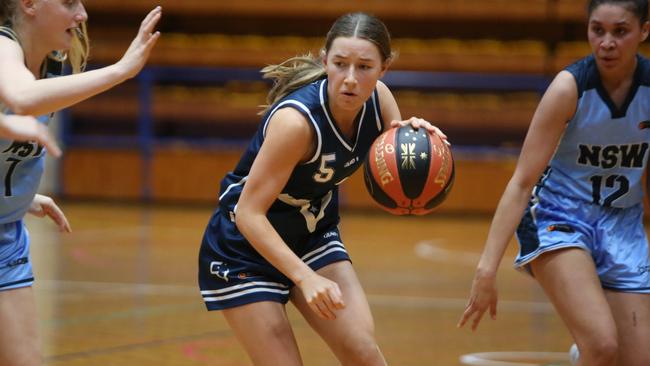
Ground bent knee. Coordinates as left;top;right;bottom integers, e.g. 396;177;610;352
579;337;619;364
338;336;384;366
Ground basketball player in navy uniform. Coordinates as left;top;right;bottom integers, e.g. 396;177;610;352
459;1;650;365
198;12;447;366
0;2;161;365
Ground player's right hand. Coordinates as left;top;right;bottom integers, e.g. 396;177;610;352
457;270;498;331
297;272;345;320
117;6;162;79
0;114;61;157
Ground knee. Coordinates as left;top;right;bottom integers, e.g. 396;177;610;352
580;336;618;365
338;335;384;366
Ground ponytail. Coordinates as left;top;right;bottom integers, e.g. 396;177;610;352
259;54;326;114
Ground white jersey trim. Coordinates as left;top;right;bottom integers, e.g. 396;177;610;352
201;280;290;302
219;176;248;201
319;80;366;152
301;240;347;265
371;91;382;132
263;99;323;164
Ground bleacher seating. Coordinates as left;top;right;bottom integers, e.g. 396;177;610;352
62;0;601;213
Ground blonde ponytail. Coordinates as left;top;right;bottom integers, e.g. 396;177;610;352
260;54;326;114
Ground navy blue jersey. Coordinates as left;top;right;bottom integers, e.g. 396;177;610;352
0;26;62;223
539;54;650;208
217;79;384;249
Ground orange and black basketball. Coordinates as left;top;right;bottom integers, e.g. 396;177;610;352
363;125;454;215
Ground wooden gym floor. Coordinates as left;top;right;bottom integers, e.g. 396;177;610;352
27;201;576;366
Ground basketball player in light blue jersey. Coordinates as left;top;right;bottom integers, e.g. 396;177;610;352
198;13;447;366
0;1;162;365
459;1;650;365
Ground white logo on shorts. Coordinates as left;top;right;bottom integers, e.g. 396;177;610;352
210;261;230;282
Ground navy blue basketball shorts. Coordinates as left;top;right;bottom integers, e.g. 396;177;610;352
515;189;650;293
198;211;351;310
0;220;34;291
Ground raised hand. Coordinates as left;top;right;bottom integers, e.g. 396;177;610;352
0;114;61;157
297;272;346;320
28;194;71;233
116;6;162;79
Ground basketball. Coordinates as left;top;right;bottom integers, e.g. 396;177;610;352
363;125;455;215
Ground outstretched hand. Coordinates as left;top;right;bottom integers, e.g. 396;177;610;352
457;271;498;331
0;115;61;157
117;6;162;79
390;117;449;145
28;194;71;233
297;272;346;320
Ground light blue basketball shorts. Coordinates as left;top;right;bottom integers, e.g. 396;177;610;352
0;220;34;291
515;189;650;293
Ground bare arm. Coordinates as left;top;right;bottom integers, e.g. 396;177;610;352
458;70;578;330
234;108;344;320
0;7;161;116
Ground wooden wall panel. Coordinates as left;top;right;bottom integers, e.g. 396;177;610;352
62;147;516;214
62;148;142;199
150;147;241;202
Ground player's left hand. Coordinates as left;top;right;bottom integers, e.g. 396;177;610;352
28;194;71;233
0;115;61;157
391;117;449;145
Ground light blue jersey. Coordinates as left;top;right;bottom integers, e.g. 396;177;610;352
0;26;60;224
0;117;48;224
542;54;650;208
0;26;62;290
515;55;650;292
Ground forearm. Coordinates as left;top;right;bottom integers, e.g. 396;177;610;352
478;178;533;275
7;64;128;116
236;212;314;284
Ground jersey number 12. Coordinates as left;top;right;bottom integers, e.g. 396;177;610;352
590;174;629;207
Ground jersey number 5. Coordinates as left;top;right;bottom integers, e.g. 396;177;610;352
313;154;336;183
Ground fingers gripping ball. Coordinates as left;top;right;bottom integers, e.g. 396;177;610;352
363;126;454;215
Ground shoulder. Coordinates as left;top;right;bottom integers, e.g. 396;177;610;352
564;55;599;96
375;79;401;123
375;80;391;100
264;106;316;161
266;107;313;139
0;32;23;59
550;70;578;95
535;70;578;122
